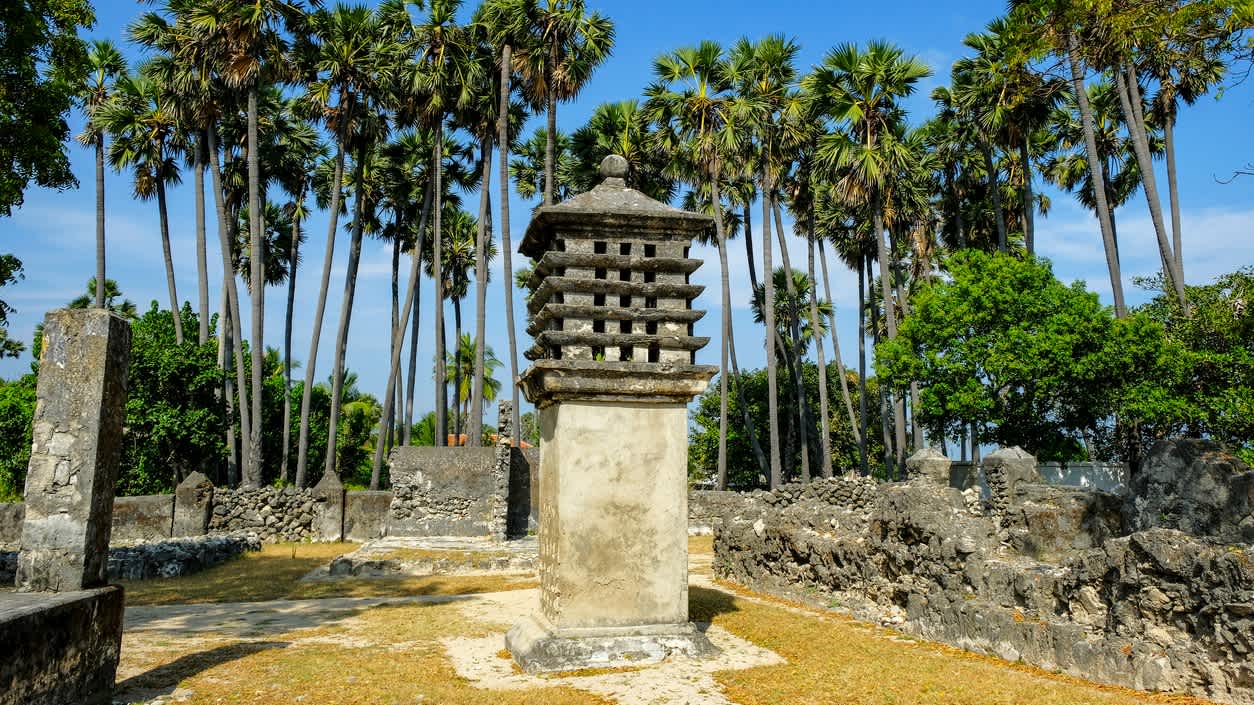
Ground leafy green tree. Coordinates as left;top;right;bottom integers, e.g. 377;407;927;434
877;251;1168;461
118;303;228;495
0;374;36;501
0;255;25;359
0;0;93;216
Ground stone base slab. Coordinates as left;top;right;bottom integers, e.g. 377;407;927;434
505;613;719;673
0;586;124;705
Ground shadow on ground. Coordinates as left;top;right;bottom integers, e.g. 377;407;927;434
114;640;290;703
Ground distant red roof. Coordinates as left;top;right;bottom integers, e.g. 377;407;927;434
447;433;533;449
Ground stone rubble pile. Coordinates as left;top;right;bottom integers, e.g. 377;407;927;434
713;440;1254;705
2;533;260;584
209;486;320;542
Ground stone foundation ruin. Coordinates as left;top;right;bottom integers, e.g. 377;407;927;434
713;440;1254;704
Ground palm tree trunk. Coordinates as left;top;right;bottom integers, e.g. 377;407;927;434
873;202;904;477
295;137;345;488
711;171;731;490
856;256;869;477
772;202;811;482
453;298;464;444
95;134;106;309
807;233;833;478
280;202;300;485
1164;108;1183;283
1019;137;1035;256
982;140;1007;253
1114;66;1186;309
498;43;521;445
208;127;251;483
433;126;449;447
369;177;430;487
869;285;892;477
404;272;421;444
246;87;265;487
897;278;924;450
742;202;760;292
818;239;858;448
324;141;370;478
1066;31;1127;318
469;137;492;447
155;170;184;345
369;233;403;485
194;135;209;343
220;295;238;485
762;180;781;488
544;56;556;207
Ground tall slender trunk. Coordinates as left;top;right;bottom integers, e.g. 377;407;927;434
469;137;492;447
245;87;265;486
404;275;421;444
818;239;858;447
946;163;968;250
1019;137;1035;256
897;276;923;450
369;233;402;484
155;168;184;345
325;141;370;478
220;295;238;485
772;202;811;482
453;298;464;443
711;161;731;489
209;130;251;483
1163;108;1183;283
807;233;832;478
433;125;449;447
870;285;892;477
295;136;345;488
372;181;434;488
762;179;781;488
194;135;209;343
544;55;556;207
1066;31;1126;318
873;202;904;477
498;43;521;444
742;202;759;292
857;256;869;477
982;140;1007;253
281;199;301;484
95;133;106;308
1114;66;1186;309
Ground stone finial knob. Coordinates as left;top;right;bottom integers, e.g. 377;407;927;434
599;154;629;180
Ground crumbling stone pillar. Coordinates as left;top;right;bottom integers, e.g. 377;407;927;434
312;471;345;542
16;309;131;592
506;156;718;672
172;471;214;537
983;446;1040;516
906;447;952;485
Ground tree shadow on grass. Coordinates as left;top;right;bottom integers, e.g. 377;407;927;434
114;640;289;704
690;585;741;626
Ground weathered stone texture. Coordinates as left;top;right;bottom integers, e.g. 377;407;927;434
714;455;1254;704
17;309;131;592
344;491;392;541
109;495;174;543
4;534;257;584
0;586;124;705
906;447;952;485
983;446;1041;516
387;447;501;537
172;471;214;537
0;503;23;548
1127;439;1254;543
209;486;317;542
312;472;345;541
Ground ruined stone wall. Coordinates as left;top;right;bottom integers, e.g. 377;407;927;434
713;442;1254;705
208;486;319;542
109;495;174;543
388;447;503;537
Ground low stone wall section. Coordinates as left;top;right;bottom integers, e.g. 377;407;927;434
209;486;318;542
0;587;124;705
713;441;1254;705
0;503;22;548
344;491;392;541
388;447;501;537
1127;439;1254;543
110;494;174;543
106;534;260;581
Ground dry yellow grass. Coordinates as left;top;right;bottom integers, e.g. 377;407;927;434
120;542;536;605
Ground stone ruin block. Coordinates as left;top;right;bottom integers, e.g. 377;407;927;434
906;447;952;485
172;471;214;537
17;309;131;592
312;471;346;542
982;446;1040;517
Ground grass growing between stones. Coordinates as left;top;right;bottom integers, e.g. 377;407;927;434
692;584;1213;705
120;542;537;605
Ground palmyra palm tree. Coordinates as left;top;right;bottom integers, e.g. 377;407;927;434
446;333;503;441
806;39;930;479
76;40;127;311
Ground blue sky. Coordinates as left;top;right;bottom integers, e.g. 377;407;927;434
2;0;1252;427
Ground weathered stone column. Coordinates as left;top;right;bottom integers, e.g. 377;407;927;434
172;471;214;537
16;309;131;592
506;156;718;672
312;471;345;542
983;446;1040;516
906;447;952;485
